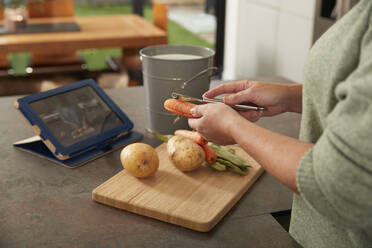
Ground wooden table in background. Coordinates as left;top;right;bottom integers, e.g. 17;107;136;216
0;14;167;66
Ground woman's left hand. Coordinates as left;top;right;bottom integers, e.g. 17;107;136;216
188;103;245;145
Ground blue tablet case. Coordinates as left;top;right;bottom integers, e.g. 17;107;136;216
13;131;143;168
13;79;143;168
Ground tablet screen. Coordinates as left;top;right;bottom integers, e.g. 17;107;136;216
30;86;124;147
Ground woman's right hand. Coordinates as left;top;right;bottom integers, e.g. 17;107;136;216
203;80;302;122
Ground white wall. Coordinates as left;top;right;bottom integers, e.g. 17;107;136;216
223;0;317;83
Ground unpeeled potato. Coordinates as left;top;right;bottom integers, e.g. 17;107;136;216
167;136;205;172
120;143;159;178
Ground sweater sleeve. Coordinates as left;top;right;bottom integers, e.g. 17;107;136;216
297;20;372;229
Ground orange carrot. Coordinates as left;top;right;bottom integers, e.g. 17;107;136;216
201;143;217;164
175;129;207;146
164;99;196;118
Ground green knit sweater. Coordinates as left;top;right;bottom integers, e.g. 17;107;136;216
289;0;372;247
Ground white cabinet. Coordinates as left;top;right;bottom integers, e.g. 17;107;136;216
276;12;314;83
223;0;318;83
236;2;278;79
280;0;316;19
247;0;280;8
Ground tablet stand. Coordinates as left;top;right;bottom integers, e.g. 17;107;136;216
13;131;143;168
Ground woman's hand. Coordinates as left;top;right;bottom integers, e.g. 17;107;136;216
188;103;243;145
189;88;312;194
204;80;302;122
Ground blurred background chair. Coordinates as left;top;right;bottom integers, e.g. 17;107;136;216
120;1;168;85
27;0;74;18
153;1;168;32
0;4;10;70
26;0;84;68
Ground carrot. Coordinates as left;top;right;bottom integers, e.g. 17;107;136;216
201;143;217;164
164;99;196;118
175;129;207;146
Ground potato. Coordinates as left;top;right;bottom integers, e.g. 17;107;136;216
120;143;159;178
167;136;205;172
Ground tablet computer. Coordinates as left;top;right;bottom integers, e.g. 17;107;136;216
15;79;134;160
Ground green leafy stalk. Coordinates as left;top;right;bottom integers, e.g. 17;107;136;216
151;130;173;142
209;143;251;168
208;142;235;154
216;158;246;176
208;161;227;172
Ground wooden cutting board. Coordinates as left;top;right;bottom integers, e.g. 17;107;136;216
92;143;264;232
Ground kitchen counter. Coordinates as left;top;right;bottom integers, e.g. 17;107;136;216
0;86;302;247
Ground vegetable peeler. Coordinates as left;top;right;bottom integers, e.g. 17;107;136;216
171;92;265;111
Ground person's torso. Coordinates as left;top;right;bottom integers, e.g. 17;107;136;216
300;0;371;143
291;0;372;247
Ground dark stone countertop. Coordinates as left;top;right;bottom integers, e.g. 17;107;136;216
0;86;302;248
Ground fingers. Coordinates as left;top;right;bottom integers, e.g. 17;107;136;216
188;106;205;130
188;104;216;130
239;110;263;122
188;118;198;130
203;80;250;98
190;105;203;118
223;89;256;106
